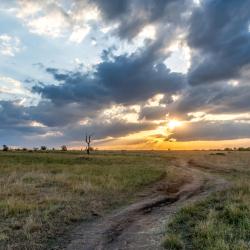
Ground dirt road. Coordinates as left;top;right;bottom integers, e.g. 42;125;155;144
60;160;228;250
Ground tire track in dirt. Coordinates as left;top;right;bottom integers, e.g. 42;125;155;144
60;160;229;250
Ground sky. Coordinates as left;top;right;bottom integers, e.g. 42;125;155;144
0;0;250;150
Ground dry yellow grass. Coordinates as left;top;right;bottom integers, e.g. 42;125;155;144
0;150;184;249
163;151;250;250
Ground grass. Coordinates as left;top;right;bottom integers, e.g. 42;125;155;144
163;234;184;250
3;150;249;249
163;151;250;250
0;150;183;249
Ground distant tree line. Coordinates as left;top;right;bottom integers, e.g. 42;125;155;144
224;147;250;151
1;143;97;154
211;147;250;151
1;145;68;152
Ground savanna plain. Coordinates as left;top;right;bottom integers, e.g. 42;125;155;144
0;150;250;250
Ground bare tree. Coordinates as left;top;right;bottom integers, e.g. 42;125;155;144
40;146;47;151
85;134;93;155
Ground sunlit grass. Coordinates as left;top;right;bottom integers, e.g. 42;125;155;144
163;151;250;250
0;150;178;249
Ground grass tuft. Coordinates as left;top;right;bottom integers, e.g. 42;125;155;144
163;234;184;250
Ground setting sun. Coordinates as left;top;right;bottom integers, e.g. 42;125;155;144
167;120;183;130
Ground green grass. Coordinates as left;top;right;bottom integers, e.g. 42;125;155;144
0;150;180;249
163;234;184;250
163;151;250;250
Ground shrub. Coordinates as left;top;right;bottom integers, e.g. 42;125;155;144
40;146;47;151
3;145;9;151
61;145;67;151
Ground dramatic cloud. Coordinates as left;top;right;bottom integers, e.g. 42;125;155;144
92;0;191;40
1;0;250;148
33;42;186;106
139;106;167;121
171;120;250;141
15;0;98;42
169;80;250;117
188;0;250;85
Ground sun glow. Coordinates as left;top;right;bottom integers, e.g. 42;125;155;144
167;119;182;130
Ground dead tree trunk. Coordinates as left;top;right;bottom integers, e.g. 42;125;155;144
85;135;92;155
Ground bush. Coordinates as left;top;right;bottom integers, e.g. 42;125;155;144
40;146;47;151
61;145;67;151
3;145;9;151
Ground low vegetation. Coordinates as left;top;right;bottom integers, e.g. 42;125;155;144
163;151;250;250
2;150;250;249
0;150;183;249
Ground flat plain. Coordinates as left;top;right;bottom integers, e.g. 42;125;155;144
0;150;250;249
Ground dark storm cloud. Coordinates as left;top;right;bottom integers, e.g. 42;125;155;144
91;0;129;20
91;0;190;40
29;101;101;127
96;52;185;104
33;42;186;106
0;101;49;146
33;71;108;106
64;119;157;141
3;0;250;147
169;83;250;117
0;99;157;146
139;106;167;120
171;121;250;141
0;101;29;128
188;0;250;85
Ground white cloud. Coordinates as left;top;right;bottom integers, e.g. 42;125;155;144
91;38;97;46
38;131;63;137
16;0;42;18
100;23;119;34
0;34;21;56
0;76;37;105
138;25;156;40
193;0;202;6
69;25;90;43
29;121;47;128
0;76;24;94
188;112;250;122
26;9;70;38
145;94;165;107
16;0;97;43
70;4;99;22
73;57;82;64
164;40;191;73
171;94;181;102
101;104;140;123
228;80;239;87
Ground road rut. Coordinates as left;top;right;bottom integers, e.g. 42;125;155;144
60;160;229;250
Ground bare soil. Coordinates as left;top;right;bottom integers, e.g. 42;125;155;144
57;159;229;250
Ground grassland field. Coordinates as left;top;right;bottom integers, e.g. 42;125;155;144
0;150;250;249
0;150;185;249
163;151;250;250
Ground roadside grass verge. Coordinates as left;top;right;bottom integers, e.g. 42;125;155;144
163;151;250;250
0;151;182;249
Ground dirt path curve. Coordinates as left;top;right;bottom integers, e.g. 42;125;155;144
62;160;229;250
